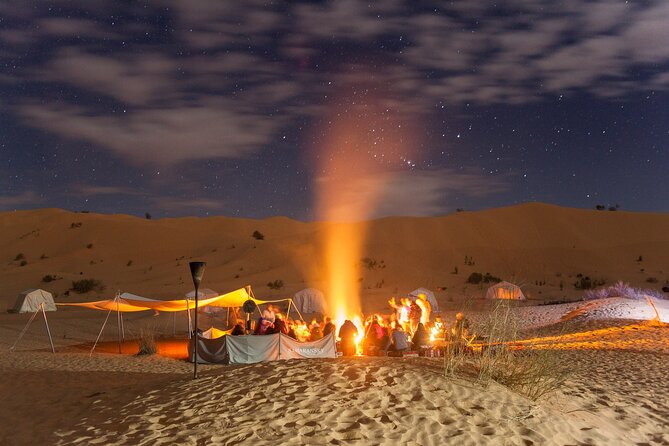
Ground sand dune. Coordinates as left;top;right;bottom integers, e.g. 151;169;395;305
1;203;668;312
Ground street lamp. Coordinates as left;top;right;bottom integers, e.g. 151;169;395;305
189;261;206;379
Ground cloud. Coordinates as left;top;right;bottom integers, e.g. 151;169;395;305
19;100;286;165
316;169;507;219
74;185;141;196
4;0;669;168
0;191;42;208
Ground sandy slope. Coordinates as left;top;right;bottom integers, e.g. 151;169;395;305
1;203;668;312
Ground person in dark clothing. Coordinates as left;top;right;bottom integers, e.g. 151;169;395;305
230;321;245;336
338;319;358;356
411;323;429;356
322;317;336;337
363;317;384;354
271;314;288;335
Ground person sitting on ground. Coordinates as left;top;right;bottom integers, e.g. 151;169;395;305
385;322;409;354
364;315;384;354
309;321;323;341
262;304;276;324
338;319;358;356
271;313;288;335
322;317;336;337
230;320;245;336
411;322;430;356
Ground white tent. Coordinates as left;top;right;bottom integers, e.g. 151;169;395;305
486;281;526;300
10;289;56;353
12;289;57;313
408;288;439;312
292;288;328;314
185;288;219;300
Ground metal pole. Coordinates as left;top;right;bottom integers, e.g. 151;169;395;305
187;299;192;339
10;309;39;352
194;285;199;379
41;303;55;353
90;307;113;356
116;295;122;354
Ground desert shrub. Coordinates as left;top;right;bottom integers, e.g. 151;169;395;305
40;253;48;259
127;260;133;266
574;276;605;290
14;253;25;261
470;300;568;400
71;279;105;294
19;260;27;267
137;328;157;355
646;277;658;284
361;257;385;270
70;222;82;229
467;272;483;284
41;274;61;283
452;266;458;274
467;272;501;284
86;243;94;249
584;281;668;300
252;230;265;240
267;279;284;290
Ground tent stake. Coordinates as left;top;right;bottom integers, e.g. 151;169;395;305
41;302;55;353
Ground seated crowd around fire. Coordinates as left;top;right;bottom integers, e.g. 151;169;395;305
230;294;470;356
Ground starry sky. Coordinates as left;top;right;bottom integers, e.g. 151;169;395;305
1;1;668;220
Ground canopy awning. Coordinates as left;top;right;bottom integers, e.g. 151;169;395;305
58;287;265;313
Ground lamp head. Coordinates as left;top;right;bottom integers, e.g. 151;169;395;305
189;261;206;289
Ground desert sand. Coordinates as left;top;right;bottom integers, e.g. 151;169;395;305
1;292;669;445
1;204;668;445
1;203;668;310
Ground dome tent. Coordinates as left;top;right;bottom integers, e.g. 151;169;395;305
408;288;439;312
11;288;57;313
292;288;328;314
486;281;526;300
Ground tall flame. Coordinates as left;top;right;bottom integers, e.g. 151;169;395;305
311;95;420;329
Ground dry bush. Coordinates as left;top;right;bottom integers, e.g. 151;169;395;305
137;327;157;355
446;299;570;401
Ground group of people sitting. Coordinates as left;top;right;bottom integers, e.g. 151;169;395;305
227;298;471;357
229;304;338;342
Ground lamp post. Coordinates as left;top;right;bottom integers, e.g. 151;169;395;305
189;261;206;379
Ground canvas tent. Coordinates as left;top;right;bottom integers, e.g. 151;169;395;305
190;332;337;364
292;288;328;314
10;289;56;353
486;281;526;300
408;288;439;312
12;289;57;313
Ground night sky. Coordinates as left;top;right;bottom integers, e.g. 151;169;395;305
1;1;667;220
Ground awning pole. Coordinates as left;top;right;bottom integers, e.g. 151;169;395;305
9;309;40;352
187;299;192;339
41;302;55;354
90;307;113;356
116;295;122;354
